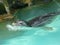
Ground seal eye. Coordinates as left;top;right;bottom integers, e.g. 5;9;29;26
16;20;29;26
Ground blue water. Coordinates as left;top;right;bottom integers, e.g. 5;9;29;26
0;0;60;45
0;14;60;45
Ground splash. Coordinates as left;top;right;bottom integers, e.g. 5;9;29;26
6;24;36;31
6;24;19;31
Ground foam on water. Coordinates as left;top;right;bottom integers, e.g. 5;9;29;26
6;24;57;37
6;24;19;31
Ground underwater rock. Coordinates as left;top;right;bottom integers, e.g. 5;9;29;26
0;3;7;15
8;0;28;10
